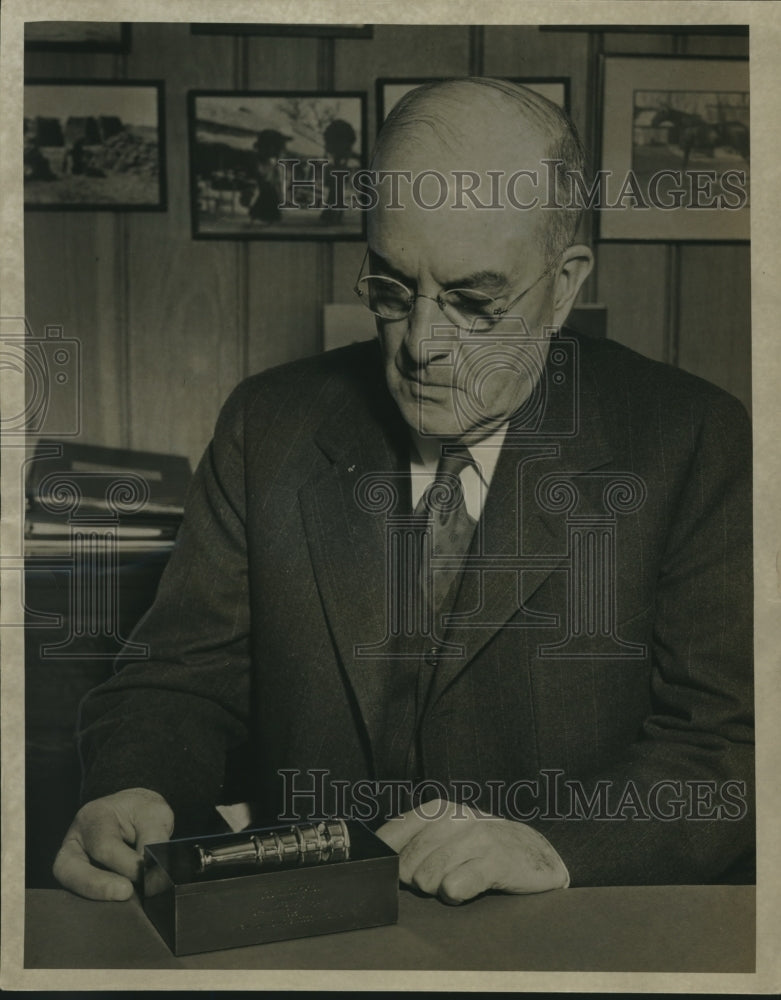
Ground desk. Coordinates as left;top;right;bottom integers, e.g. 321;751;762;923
25;885;754;972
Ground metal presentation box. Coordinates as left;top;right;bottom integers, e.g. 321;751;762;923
142;820;399;956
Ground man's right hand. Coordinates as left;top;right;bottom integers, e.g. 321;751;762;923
52;787;174;901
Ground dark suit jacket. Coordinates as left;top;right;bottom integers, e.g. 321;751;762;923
79;331;754;886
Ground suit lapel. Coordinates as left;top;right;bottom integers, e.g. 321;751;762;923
298;371;411;759
428;335;615;706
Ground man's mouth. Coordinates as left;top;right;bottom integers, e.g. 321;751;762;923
396;365;452;391
404;377;451;398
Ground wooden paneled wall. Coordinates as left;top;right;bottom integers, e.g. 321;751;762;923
24;24;750;470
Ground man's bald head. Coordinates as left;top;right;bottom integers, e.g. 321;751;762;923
373;77;585;264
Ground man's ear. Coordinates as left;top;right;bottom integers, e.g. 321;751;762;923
551;244;594;328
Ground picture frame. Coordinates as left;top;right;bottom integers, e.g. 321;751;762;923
598;55;749;241
24;80;166;212
188;90;367;241
377;76;570;124
540;25;749;36
191;24;373;39
24;22;131;52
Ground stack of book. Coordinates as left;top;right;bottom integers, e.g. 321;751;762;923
25;440;192;555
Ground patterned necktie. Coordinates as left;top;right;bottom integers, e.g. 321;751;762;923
416;447;477;617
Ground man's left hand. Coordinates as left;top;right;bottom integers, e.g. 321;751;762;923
375;798;569;904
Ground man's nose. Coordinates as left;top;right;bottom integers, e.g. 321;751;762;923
403;294;451;366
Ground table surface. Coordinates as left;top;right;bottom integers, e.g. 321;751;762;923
24;885;755;972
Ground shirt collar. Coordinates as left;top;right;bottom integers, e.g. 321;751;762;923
409;424;509;487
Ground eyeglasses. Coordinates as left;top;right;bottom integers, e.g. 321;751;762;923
353;249;564;333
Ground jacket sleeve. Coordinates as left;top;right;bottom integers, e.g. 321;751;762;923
78;382;253;817
528;391;754;885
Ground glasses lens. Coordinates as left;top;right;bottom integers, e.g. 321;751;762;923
357;276;412;319
440;288;500;331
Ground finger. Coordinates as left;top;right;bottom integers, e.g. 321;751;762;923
81;813;145;881
397;821;465;886
52;835;135;902
134;809;175;856
396;804;485;883
491;828;570;894
439;859;492;905
375;798;455;853
405;838;471;895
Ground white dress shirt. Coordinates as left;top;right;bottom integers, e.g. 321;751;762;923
408;424;509;518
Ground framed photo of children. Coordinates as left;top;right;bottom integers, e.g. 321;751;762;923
598;56;749;241
23;80;166;211
188;91;367;241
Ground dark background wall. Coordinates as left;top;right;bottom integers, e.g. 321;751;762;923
24;23;750;471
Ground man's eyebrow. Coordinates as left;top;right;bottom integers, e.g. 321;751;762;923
369;250;509;293
447;270;509;293
368;249;413;285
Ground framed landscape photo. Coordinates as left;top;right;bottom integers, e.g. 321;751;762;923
377;76;570;123
24;21;131;52
189;90;367;241
24;80;166;211
598;55;750;241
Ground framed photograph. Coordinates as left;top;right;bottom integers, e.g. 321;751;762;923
541;25;749;35
191;24;373;39
24;21;131;52
598;55;749;241
23;80;166;211
377;76;569;123
189;90;367;241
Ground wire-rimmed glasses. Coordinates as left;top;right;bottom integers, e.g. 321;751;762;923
353;249;564;333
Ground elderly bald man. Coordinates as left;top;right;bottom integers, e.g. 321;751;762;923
54;79;753;904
